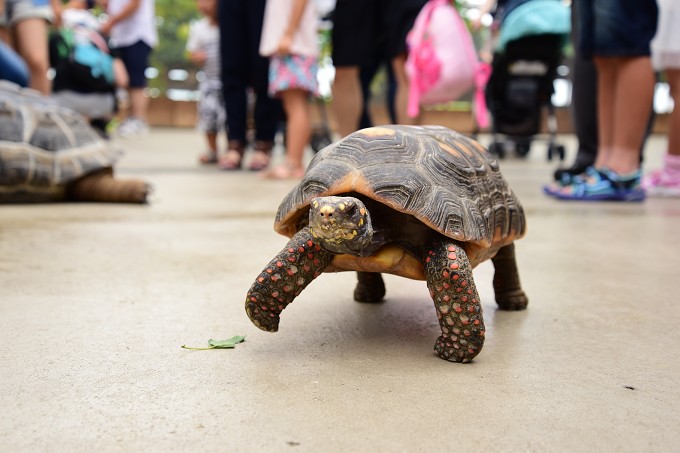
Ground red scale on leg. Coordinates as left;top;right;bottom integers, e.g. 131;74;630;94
424;241;485;363
245;227;333;332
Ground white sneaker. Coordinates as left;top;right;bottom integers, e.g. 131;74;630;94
116;117;149;138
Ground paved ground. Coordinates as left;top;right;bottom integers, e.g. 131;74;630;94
1;128;679;452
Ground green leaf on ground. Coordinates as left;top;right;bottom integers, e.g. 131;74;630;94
181;335;246;350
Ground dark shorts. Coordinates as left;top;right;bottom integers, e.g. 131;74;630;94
116;40;152;88
332;0;427;67
577;0;658;58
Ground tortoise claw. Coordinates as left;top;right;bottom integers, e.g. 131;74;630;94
496;289;528;311
434;335;482;363
246;301;280;332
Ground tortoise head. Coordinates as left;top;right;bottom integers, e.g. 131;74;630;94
308;196;374;256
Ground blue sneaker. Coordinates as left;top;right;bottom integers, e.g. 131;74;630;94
553;168;646;202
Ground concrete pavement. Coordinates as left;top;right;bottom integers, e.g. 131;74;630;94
1;128;679;452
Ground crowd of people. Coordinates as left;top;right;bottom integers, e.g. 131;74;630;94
0;0;678;194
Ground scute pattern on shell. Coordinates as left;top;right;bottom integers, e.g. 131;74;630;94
0;81;120;201
275;125;526;248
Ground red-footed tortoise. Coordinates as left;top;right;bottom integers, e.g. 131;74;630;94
245;125;528;363
0;81;149;203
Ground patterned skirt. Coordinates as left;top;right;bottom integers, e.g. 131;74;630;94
268;54;318;97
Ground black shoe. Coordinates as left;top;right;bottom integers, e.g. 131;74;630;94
553;158;594;182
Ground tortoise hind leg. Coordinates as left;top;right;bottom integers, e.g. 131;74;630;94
424;240;485;363
246;227;333;332
491;243;528;310
354;272;386;303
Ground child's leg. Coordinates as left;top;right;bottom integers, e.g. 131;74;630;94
593;56;616;168
607;56;655;174
280;88;310;172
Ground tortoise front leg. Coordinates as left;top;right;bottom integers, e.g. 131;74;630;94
245;227;333;332
424;240;485;363
491;243;528;310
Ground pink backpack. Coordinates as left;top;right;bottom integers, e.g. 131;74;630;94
406;0;488;125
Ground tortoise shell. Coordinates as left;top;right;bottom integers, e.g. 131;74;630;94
0;81;120;202
275;125;526;269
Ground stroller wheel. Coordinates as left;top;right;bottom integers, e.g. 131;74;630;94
515;141;531;158
557;145;566;161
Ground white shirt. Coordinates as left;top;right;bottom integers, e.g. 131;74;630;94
107;0;158;48
186;17;221;84
259;0;319;58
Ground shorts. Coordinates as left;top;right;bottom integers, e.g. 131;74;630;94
268;54;318;97
116;40;152;88
577;0;658;58
0;0;54;27
331;0;427;67
197;83;226;133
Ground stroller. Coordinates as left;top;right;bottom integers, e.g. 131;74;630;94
485;0;570;160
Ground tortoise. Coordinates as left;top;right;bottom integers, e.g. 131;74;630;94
0;81;149;203
245;125;528;363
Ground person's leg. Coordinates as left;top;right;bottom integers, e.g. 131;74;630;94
116;41;152;136
643;68;680;195
605;56;655;174
664;69;680;160
0;39;29;86
129;88;148;122
218;0;248;169
593;56;616;168
247;0;281;170
331;66;363;137
281;89;312;176
12;18;50;94
554;53;598;180
391;53;419;125
330;0;375;137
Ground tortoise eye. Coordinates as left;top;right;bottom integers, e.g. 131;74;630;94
344;203;357;216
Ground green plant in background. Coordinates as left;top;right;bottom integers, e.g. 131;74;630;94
148;0;199;95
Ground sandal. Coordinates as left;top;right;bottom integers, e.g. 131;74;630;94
259;163;305;180
199;151;218;165
543;166;598;196
218;140;245;170
553;168;646;202
247;140;273;171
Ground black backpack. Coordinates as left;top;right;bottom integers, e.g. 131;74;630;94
49;28;115;93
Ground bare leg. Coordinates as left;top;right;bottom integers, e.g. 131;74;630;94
424;240;484;363
206;132;218;153
594;56;655;173
279;89;309;174
331;66;362;137
245;227;334;332
129;87;149;122
392;54;420;125
12;18;50;94
491;243;528;310
353;272;385;303
667;69;680;159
